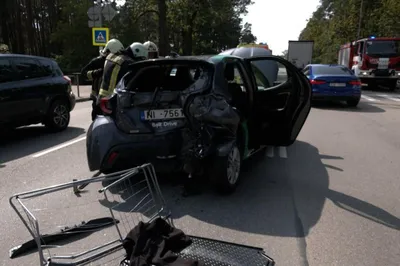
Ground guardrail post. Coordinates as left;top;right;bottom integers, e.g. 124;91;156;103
74;73;80;98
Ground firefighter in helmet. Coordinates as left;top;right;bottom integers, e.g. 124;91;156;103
143;41;159;59
165;51;180;58
81;38;124;121
97;42;148;101
0;44;10;54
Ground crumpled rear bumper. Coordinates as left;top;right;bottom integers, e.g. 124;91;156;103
86;116;184;173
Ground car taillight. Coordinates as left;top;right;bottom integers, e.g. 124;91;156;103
349;80;362;86
100;98;113;115
310;79;326;85
63;75;71;84
107;152;118;164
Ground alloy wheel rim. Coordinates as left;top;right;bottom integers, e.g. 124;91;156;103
53;105;68;128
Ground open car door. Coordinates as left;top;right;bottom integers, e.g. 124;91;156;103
244;56;311;146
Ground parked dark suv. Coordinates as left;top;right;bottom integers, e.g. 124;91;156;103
0;54;75;131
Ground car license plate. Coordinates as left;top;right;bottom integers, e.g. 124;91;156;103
141;108;184;121
329;83;346;87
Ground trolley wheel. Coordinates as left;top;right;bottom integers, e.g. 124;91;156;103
211;143;242;195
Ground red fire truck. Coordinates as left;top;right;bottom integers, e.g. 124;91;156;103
338;37;400;91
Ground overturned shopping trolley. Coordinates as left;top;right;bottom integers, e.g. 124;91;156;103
9;163;275;266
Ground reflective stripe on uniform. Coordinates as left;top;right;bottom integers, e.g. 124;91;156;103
99;64;121;97
109;64;121;91
107;53;125;65
87;71;93;81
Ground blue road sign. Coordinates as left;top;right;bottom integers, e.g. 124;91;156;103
92;27;109;46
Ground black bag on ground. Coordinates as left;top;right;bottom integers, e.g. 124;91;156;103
122;218;204;266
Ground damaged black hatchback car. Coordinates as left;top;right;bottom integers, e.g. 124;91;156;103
86;51;312;194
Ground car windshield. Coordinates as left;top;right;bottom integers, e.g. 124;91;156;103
365;40;400;57
312;65;353;75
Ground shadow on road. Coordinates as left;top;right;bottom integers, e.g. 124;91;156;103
0;126;85;166
312;101;385;113
99;141;400;237
363;86;399;93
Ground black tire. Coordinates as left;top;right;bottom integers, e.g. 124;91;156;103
366;80;377;90
211;142;242;195
347;98;360;107
44;100;70;132
388;80;397;91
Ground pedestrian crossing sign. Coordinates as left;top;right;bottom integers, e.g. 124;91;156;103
92;27;109;46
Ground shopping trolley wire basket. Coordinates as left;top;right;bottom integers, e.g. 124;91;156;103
9;163;274;266
9;164;163;266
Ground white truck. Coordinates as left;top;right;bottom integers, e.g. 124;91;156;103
287;40;314;70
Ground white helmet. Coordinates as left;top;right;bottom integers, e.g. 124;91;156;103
101;39;124;55
143;41;159;58
129;42;149;59
143;41;158;53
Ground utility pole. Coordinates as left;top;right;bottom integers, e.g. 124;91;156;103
98;0;103;53
88;0;116;52
356;0;363;39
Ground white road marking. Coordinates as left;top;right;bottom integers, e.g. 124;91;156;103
266;146;274;158
32;136;87;158
376;94;400;102
361;95;378;101
278;146;288;158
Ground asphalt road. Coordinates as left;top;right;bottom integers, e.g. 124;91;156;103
1;91;400;266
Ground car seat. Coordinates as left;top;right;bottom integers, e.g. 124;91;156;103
224;63;247;113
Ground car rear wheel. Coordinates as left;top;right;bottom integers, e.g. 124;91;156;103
44;100;70;132
211;143;242;195
346;98;360;107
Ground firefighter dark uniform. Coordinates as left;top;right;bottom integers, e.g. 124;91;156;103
81;55;106;120
98;52;134;99
98;43;148;100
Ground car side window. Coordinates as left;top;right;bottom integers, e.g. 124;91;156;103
0;58;14;83
12;58;46;80
38;59;54;76
52;62;63;76
303;67;310;76
250;60;286;90
224;61;250;112
224;61;249;93
233;65;248;93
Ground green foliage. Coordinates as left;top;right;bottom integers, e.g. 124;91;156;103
0;0;256;72
240;23;257;44
299;0;400;64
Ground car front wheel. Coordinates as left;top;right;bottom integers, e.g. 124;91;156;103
211;143;242;194
44;100;70;132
